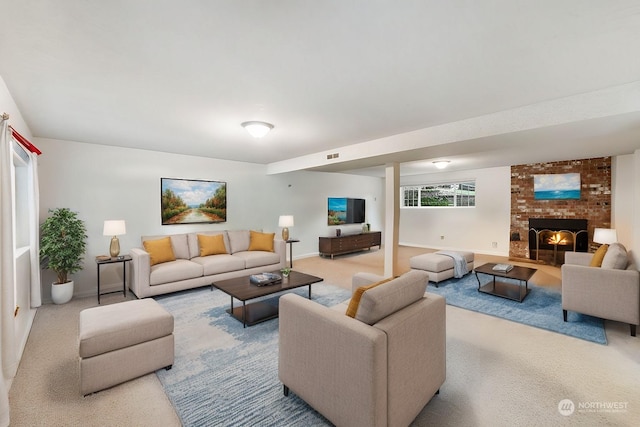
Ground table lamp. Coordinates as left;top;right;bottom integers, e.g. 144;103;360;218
278;215;294;241
593;228;617;245
103;220;126;257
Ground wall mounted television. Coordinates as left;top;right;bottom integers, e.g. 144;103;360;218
328;197;366;225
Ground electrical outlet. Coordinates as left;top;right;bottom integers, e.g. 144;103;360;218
492;242;498;248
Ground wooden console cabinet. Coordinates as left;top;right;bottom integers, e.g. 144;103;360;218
319;231;381;259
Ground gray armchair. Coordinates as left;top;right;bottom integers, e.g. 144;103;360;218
561;250;639;336
278;270;445;427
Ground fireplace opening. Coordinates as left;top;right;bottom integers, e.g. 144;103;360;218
528;218;588;265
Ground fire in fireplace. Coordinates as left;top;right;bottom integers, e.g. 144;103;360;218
528;218;588;264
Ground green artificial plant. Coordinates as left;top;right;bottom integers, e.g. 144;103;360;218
40;208;88;284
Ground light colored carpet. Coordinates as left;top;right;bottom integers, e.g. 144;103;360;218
8;246;640;426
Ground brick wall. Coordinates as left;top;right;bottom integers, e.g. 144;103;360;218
510;157;611;263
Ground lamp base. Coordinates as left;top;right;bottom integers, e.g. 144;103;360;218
109;236;120;258
282;228;289;241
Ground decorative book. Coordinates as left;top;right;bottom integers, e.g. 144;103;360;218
249;272;282;286
492;263;514;272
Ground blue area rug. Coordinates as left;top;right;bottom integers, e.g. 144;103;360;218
154;284;350;426
428;272;607;345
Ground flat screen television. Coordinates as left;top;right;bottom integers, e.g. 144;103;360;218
328;197;365;225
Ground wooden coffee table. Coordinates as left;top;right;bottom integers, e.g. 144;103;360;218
474;263;537;302
211;270;323;327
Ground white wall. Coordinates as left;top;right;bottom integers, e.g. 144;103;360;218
267;171;385;258
399;166;512;255
0;75;37;381
613;151;640;267
35;138;384;300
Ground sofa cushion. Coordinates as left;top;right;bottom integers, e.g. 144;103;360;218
589;244;609;267
227;230;250;254
248;231;275;252
601;242;628;270
232;251;281;269
354;270;428;325
142;234;189;260
143;237;177;266
191;254;246;275
149;259;203;286
197;234;228;256
346;278;393;318
187;231;230;259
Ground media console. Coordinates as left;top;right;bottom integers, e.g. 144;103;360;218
319;231;381;259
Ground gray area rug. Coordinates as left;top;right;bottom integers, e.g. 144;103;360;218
427;272;607;344
154;284;350;426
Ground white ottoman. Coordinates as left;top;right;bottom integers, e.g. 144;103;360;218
79;298;174;395
410;251;474;286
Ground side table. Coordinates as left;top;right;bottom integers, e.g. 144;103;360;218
96;255;132;304
285;239;300;269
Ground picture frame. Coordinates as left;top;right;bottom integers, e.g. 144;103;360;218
533;173;580;200
161;178;227;225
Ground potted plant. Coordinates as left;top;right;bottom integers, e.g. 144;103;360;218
280;267;291;278
40;208;87;304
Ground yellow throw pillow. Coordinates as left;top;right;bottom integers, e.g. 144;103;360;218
198;234;228;256
143;237;176;266
248;231;275;252
346;278;393;318
589;244;609;267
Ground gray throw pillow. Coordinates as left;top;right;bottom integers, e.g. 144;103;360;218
355;270;428;325
600;242;628;270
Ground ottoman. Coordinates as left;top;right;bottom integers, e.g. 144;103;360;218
79;298;174;395
410;251;474;286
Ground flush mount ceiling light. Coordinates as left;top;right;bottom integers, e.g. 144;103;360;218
433;160;450;169
241;121;274;138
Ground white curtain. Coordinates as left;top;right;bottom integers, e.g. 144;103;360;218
28;151;41;307
0;119;16;426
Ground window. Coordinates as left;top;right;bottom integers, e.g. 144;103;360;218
401;181;476;207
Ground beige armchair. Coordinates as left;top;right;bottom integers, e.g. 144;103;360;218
561;250;639;336
278;270;446;427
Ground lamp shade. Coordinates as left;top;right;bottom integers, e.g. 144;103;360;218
103;220;126;236
593;228;617;244
279;215;294;227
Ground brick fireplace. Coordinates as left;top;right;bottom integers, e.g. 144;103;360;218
510;157;611;264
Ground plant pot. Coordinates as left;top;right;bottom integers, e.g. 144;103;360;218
51;280;74;304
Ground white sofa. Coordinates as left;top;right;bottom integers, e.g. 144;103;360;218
130;230;286;298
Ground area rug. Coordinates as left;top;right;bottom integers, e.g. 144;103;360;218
428;273;607;345
154;284;350;426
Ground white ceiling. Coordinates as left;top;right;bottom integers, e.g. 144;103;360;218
1;1;640;177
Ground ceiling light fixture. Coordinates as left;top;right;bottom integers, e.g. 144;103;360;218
433;160;450;169
241;121;274;138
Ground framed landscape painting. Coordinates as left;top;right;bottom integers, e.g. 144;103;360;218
533;173;580;200
161;178;227;225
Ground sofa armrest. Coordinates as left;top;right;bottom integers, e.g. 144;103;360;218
561;263;640;325
376;294;446;427
279;293;387;427
130;248;151;298
564;251;593;266
273;238;286;268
